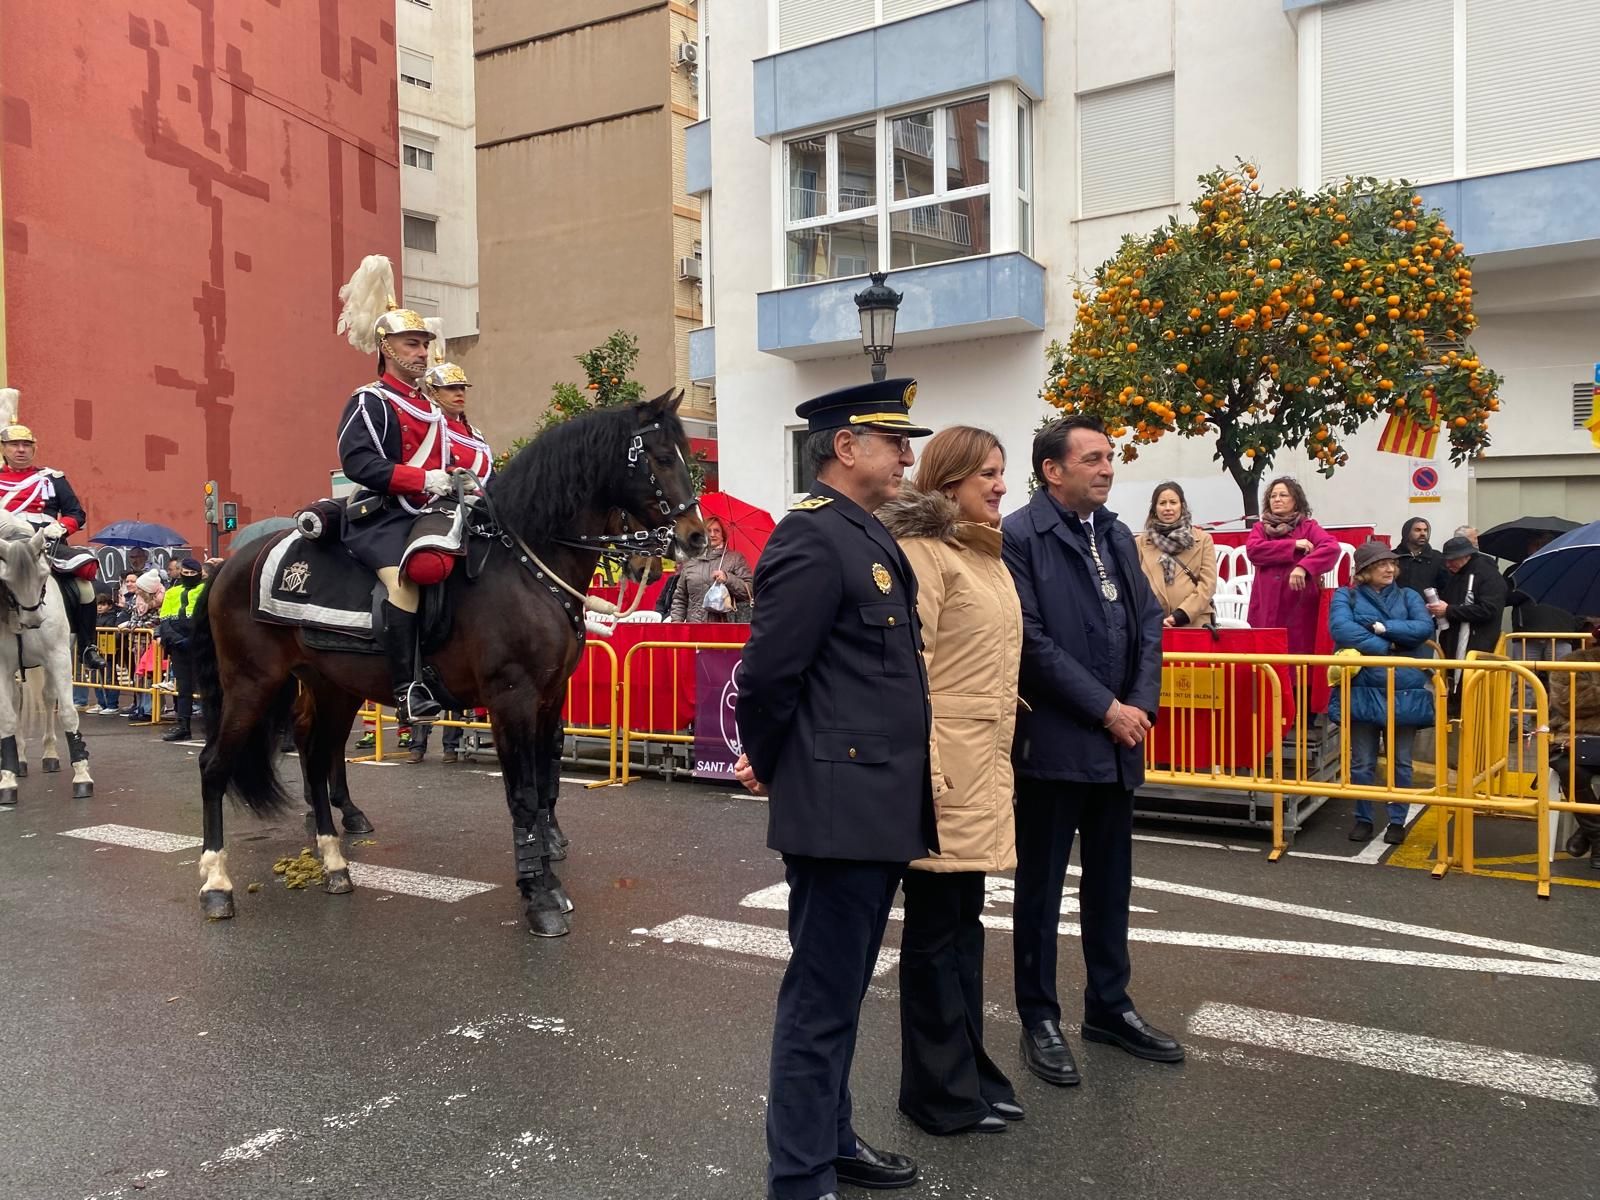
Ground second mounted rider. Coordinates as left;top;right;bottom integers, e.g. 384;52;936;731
0;388;106;671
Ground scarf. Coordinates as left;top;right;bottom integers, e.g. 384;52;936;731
1260;511;1303;538
1146;518;1196;586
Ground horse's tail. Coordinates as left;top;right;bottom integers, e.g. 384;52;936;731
191;569;295;817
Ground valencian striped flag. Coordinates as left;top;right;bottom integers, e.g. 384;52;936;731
1375;394;1440;458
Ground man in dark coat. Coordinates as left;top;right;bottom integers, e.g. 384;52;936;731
735;377;936;1200
1429;535;1509;661
1395;516;1446;599
1001;414;1179;1088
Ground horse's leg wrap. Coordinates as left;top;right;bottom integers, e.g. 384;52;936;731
514;824;573;936
0;736;19;776
65;730;88;764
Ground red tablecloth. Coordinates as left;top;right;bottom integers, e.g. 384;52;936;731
1150;627;1294;772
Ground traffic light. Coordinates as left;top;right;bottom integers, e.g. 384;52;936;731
203;480;218;525
222;501;238;533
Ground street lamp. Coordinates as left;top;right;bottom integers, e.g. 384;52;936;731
853;271;902;383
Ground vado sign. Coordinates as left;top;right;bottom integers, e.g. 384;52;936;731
1409;462;1441;504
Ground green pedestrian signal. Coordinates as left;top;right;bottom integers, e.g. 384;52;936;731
222;501;238;533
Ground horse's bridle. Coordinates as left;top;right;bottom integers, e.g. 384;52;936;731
556;421;699;560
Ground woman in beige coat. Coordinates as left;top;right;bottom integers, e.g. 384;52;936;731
1135;481;1218;628
878;425;1023;1137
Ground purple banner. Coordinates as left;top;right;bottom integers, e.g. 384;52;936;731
692;648;743;782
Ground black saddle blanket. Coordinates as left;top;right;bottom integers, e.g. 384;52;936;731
253;532;380;638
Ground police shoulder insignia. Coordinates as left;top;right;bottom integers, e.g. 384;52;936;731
872;562;892;594
789;495;834;512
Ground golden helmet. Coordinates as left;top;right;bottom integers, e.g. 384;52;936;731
423;363;471;391
0;424;35;444
375;307;434;340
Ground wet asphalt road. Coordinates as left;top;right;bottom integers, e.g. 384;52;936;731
1;716;1596;1200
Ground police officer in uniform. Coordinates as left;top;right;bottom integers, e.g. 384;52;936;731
0;394;105;670
333;256;460;722
735;378;937;1200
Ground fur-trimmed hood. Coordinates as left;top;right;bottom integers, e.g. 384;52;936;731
877;487;962;544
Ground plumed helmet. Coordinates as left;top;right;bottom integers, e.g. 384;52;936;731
0;389;34;444
423;362;471;391
335;255;433;355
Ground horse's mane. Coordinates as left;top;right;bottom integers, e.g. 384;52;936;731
489;397;685;549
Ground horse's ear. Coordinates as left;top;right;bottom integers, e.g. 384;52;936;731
642;388;683;419
27;530;46;557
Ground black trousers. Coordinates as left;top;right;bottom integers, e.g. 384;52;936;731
169;646;195;724
1550;754;1600;836
1013;778;1134;1029
898;869;1014;1133
767;854;904;1200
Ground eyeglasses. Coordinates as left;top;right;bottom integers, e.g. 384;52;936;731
855;431;912;455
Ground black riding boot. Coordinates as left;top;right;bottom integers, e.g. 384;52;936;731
74;599;106;671
380;601;440;723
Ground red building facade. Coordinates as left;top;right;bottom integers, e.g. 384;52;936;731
0;0;402;549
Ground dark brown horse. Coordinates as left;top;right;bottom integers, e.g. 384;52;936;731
188;391;704;936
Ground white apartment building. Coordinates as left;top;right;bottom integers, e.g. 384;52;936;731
396;0;478;340
688;0;1600;535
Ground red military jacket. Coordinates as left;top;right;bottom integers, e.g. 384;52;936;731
442;412;494;487
0;465;85;532
336;372;450;513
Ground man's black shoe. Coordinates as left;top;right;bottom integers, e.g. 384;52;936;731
1565;829;1591;859
1082;1010;1185;1063
989;1099;1025;1121
1383;822;1408;845
81;647;106;671
1348;820;1374;842
161;725;192;743
1019;1020;1080;1086
832;1138;917;1190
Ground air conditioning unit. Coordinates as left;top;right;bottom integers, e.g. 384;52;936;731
678;256;703;281
676;42;698;66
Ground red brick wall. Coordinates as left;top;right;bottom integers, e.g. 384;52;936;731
1;0;401;549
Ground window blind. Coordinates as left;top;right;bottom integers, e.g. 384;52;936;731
1079;75;1174;218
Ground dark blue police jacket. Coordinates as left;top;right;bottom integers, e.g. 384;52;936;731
1001;489;1164;787
735;481;937;863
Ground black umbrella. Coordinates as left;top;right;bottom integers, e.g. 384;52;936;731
1479;515;1581;564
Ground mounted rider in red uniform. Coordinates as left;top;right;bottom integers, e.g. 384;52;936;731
332;255;473;723
0;389;105;671
422;361;494;487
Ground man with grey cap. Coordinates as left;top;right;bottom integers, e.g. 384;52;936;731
1429;535;1508;663
735;377;937;1200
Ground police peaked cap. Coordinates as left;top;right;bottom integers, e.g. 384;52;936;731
795;378;933;437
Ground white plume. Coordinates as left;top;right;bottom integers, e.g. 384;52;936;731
425;317;446;363
0;388;18;428
336;255;397;354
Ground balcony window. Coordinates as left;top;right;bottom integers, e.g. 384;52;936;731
402;144;434;171
399;48;433;90
403;214;437;253
782;93;1003;286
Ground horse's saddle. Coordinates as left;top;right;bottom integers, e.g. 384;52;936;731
251;502;488;654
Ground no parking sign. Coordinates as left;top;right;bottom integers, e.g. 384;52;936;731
1409;462;1441;504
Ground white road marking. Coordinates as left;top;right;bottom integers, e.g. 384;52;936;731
1349;803;1427;863
739;880;1158;917
1134;833;1259;853
200;1128;298;1171
60;824;202;853
346;862;496;903
1189;1002;1600;1107
644;915;898;977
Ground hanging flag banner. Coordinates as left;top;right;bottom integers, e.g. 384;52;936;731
692;648;743;781
1376;394;1441;458
1586;363;1600;450
1408;461;1441;504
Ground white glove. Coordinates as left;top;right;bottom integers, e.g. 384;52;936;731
423;469;453;497
41;521;66;539
1371;621;1387;635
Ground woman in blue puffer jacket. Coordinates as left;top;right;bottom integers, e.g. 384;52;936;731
1328;540;1437;844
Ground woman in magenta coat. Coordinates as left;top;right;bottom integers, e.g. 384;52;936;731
1245;477;1341;654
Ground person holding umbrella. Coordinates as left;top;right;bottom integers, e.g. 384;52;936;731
668;515;753;623
1480;517;1583;635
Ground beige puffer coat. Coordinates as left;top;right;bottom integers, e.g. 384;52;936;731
1135;527;1218;626
879;488;1020;874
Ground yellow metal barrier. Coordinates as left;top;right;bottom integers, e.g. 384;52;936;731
72;627;168;725
616;639;748;785
349;639;622;786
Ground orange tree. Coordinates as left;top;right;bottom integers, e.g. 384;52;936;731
1043;164;1500;517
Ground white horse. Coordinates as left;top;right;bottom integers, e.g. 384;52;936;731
0;514;92;804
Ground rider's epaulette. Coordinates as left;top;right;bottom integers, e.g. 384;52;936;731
789;495;834;512
42;468;63;478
